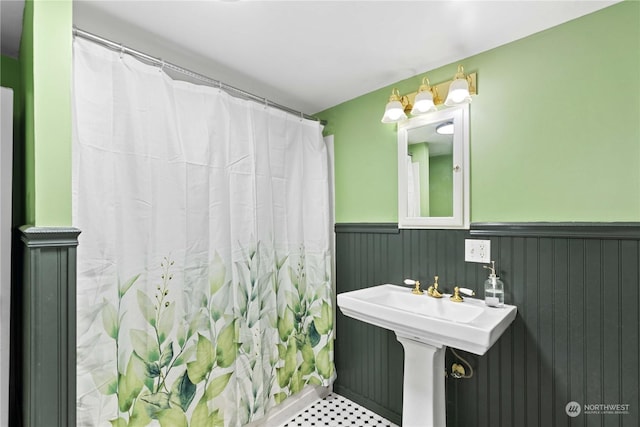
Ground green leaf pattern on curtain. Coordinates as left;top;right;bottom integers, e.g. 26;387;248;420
84;247;333;427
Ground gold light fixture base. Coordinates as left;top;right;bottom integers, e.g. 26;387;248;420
400;72;477;113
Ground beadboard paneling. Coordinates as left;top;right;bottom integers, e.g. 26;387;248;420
334;223;640;427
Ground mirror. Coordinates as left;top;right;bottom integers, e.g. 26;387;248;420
397;104;469;229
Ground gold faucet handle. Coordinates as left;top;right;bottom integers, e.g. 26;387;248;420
404;278;423;295
411;280;423;295
450;286;464;302
450;286;475;302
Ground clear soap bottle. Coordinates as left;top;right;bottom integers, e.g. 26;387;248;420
483;261;504;308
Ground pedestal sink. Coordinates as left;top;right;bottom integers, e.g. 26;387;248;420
337;284;517;427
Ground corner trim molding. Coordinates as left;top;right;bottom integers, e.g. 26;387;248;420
19;226;81;247
470;222;640;239
335;223;399;234
18;225;80;427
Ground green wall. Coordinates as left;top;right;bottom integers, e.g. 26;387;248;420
317;1;640;223
1;55;21;93
11;1;640;226
20;0;72;227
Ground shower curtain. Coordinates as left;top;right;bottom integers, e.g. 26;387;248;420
73;39;334;427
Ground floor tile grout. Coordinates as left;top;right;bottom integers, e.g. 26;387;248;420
280;392;399;427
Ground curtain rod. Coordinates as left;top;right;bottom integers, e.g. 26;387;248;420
72;27;326;125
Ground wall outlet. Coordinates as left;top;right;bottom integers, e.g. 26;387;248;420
465;239;491;263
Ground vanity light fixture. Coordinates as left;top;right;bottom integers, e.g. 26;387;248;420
436;121;454;135
381;64;477;124
381;88;408;123
444;65;472;106
410;77;438;115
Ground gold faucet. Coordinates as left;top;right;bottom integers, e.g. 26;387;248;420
427;276;443;298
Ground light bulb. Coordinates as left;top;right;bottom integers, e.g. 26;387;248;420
381;100;407;123
445;78;471;106
411;91;436;115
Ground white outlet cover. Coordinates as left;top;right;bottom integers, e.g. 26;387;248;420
465;239;491;263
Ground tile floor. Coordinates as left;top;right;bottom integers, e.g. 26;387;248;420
280;393;399;427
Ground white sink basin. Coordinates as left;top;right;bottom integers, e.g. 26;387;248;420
337;283;516;355
337;283;517;427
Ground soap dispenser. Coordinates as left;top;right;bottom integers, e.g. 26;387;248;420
483;261;504;308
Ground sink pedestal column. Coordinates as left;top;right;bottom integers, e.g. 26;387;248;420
396;334;446;427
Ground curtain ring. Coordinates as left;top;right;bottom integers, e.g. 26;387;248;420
118;44;124;60
159;59;165;72
264;98;269;109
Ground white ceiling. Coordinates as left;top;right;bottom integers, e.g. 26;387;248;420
3;0;621;114
0;0;25;58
